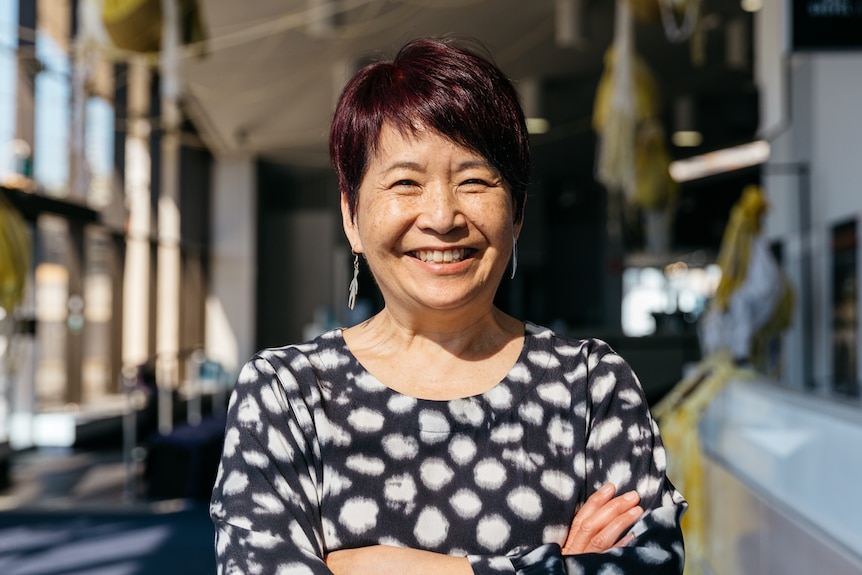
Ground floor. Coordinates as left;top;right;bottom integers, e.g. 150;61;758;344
0;448;217;575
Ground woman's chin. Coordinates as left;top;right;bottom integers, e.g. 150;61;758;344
406;287;496;315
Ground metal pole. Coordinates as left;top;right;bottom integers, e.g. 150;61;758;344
156;0;182;435
764;162;813;389
797;164;813;389
121;366;138;502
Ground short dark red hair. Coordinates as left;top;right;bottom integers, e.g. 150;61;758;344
330;37;530;224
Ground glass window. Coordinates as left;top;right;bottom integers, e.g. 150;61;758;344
622;263;721;337
0;0;17;179
85;95;115;209
33;1;71;197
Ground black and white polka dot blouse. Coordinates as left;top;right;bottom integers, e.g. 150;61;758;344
210;322;687;574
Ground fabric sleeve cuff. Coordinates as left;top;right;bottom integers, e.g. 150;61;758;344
467;543;566;575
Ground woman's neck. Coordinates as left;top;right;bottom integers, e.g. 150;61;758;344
342;306;525;400
351;306;521;359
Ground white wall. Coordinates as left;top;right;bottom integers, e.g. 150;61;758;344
758;3;862;392
208;157;256;374
809;54;862;221
702;7;862;573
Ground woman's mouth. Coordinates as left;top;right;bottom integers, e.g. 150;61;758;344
410;248;471;263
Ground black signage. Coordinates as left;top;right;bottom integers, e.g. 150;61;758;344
793;0;862;49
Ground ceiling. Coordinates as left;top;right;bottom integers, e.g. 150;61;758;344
181;0;757;167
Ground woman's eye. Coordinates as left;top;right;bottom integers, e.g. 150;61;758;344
394;179;417;187
460;178;492;189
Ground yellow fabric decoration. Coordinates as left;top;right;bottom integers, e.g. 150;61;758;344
594;0;638;198
654;352;752;575
634;119;678;210
592;49;660;135
713;185;768;311
750;273;795;373
626;0;661;22
102;0;207;54
593;4;677;216
103;0;162;53
0;193;31;312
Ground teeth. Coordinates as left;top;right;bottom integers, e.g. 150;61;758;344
415;249;466;263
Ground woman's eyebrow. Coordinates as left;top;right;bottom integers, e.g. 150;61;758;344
455;160;499;174
378;159;497;174
380;160;424;174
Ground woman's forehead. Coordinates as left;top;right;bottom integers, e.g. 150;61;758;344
371;122;485;164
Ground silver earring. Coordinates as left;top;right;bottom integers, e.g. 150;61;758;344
348;253;360;310
511;235;518;280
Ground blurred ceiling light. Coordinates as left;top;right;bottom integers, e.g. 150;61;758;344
672;94;700;147
669;140;771;182
740;0;763;13
526;118;551;134
672;130;703;147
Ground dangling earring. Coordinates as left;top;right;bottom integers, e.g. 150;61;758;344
510;235;518;280
348;252;360;310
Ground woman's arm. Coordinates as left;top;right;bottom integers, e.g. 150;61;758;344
326;546;472;575
469;343;686;575
325;483;642;575
210;353;333;574
462;342;687;575
212;342;683;575
552;343;687;574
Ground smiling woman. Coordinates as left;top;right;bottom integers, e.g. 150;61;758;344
210;37;687;575
342;124;517;329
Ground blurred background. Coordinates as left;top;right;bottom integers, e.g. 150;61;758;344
0;0;860;574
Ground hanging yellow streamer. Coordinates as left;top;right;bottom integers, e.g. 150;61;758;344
592;2;678;213
712;185;768;312
653;352;751;575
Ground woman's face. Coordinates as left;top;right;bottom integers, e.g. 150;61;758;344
342;122;521;316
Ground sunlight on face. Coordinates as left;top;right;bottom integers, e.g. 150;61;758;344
342;123;520;314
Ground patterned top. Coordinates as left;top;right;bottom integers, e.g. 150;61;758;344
210;323;687;574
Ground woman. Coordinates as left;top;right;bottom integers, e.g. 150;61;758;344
210;37;686;574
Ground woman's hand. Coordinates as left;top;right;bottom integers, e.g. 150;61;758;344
562;482;643;554
326;545;472;575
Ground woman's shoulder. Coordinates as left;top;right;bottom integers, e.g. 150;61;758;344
239;328;354;385
524;321;617;359
256;328;345;362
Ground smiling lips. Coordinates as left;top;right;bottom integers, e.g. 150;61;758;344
411;248;473;263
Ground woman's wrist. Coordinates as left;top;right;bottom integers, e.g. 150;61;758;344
326;545;473;575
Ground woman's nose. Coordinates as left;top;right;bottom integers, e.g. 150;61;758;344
416;188;467;233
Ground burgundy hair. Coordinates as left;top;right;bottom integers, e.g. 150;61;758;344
329;37;530;224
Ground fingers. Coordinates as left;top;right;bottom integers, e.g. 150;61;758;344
561;483;643;555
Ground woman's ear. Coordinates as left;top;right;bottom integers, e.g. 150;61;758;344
341;192;362;253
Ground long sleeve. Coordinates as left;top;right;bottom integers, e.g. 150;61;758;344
210;332;686;575
210;353;332;575
468;342;687;574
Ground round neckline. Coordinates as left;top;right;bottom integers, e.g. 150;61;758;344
333;321;551;407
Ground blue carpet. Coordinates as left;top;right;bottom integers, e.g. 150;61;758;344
0;504;215;575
